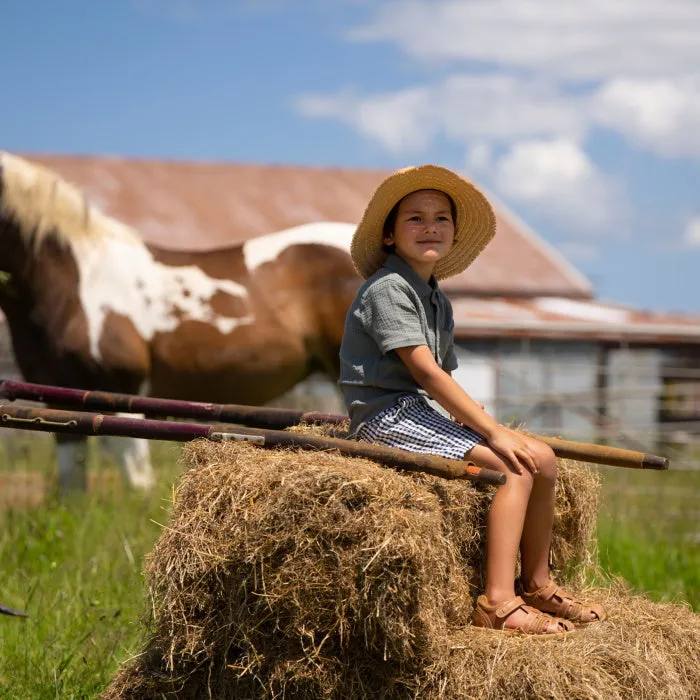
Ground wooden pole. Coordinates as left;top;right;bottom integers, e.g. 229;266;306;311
535;436;668;470
0;403;506;486
0;379;669;470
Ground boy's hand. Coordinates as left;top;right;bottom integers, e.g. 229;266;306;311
486;426;538;475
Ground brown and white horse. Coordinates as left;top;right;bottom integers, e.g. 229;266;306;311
0;152;360;492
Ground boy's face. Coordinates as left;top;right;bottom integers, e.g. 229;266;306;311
383;189;455;277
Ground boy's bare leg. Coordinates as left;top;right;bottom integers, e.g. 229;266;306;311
467;441;560;632
516;438;598;621
518;438;557;591
469;443;531;601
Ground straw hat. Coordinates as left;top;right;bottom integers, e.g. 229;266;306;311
351;165;496;280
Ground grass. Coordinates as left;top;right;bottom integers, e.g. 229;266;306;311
0;435;698;698
596;465;700;610
0;437;183;700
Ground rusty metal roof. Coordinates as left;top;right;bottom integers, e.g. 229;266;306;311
22;152;594;299
452;296;700;343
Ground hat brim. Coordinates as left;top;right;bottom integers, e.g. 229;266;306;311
351;165;496;280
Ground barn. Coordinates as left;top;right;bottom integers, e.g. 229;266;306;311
1;152;699;463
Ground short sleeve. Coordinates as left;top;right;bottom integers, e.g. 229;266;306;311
359;279;427;354
441;295;458;371
442;342;458;372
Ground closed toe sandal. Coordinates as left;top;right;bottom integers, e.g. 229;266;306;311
522;581;606;624
471;595;575;637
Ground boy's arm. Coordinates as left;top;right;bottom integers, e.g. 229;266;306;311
396;345;537;474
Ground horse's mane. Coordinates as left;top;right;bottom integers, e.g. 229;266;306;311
0;151;141;249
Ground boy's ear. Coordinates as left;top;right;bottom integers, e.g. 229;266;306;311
383;233;394;246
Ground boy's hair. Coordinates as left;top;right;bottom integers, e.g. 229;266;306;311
382;190;458;253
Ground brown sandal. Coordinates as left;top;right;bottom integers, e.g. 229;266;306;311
472;595;575;637
522;581;606;625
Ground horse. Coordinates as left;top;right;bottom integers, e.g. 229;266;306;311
0;152;361;493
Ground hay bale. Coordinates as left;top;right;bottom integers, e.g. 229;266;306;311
429;585;700;699
102;439;700;699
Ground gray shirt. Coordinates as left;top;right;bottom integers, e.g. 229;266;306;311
339;253;458;435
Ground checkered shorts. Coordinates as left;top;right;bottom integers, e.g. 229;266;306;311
357;394;484;460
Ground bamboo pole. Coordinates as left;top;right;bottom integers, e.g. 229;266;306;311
0;379;313;429
0;379;670;470
0;403;506;486
535;436;668;470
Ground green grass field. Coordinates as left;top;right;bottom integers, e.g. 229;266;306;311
0;438;183;699
0;436;698;699
596;465;700;610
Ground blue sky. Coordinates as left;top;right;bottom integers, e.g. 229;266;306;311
2;0;700;313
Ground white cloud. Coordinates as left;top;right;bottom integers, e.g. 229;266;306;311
431;74;586;143
297;1;700;167
333;0;700;164
296;74;586;153
684;217;700;247
556;241;601;263
296;85;629;233
296;87;435;153
593;77;700;158
294;0;695;240
467;142;492;172
493;139;623;233
350;0;700;82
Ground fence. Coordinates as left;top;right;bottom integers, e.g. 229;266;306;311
1;339;698;470
277;349;700;471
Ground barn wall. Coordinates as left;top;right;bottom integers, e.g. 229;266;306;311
453;339;601;441
260;339;696;457
607;348;663;446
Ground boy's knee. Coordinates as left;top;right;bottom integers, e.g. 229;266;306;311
509;466;535;492
533;443;557;482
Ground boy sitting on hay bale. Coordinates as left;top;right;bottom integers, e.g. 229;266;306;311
339;165;603;635
102;167;700;699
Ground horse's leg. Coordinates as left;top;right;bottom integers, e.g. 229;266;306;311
99;414;155;491
55;433;89;494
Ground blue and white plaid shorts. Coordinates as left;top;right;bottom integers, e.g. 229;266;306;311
357;394;484;460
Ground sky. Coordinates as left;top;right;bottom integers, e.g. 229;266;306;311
2;0;700;314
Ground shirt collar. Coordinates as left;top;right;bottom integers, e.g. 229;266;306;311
383;253;438;300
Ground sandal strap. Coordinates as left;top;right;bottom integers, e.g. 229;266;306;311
526;609;552;634
521;605;573;634
524;581;605;622
530;580;561;601
546;586;589;621
494;596;526;619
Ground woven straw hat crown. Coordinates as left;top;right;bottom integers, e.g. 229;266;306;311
351;165;496;280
